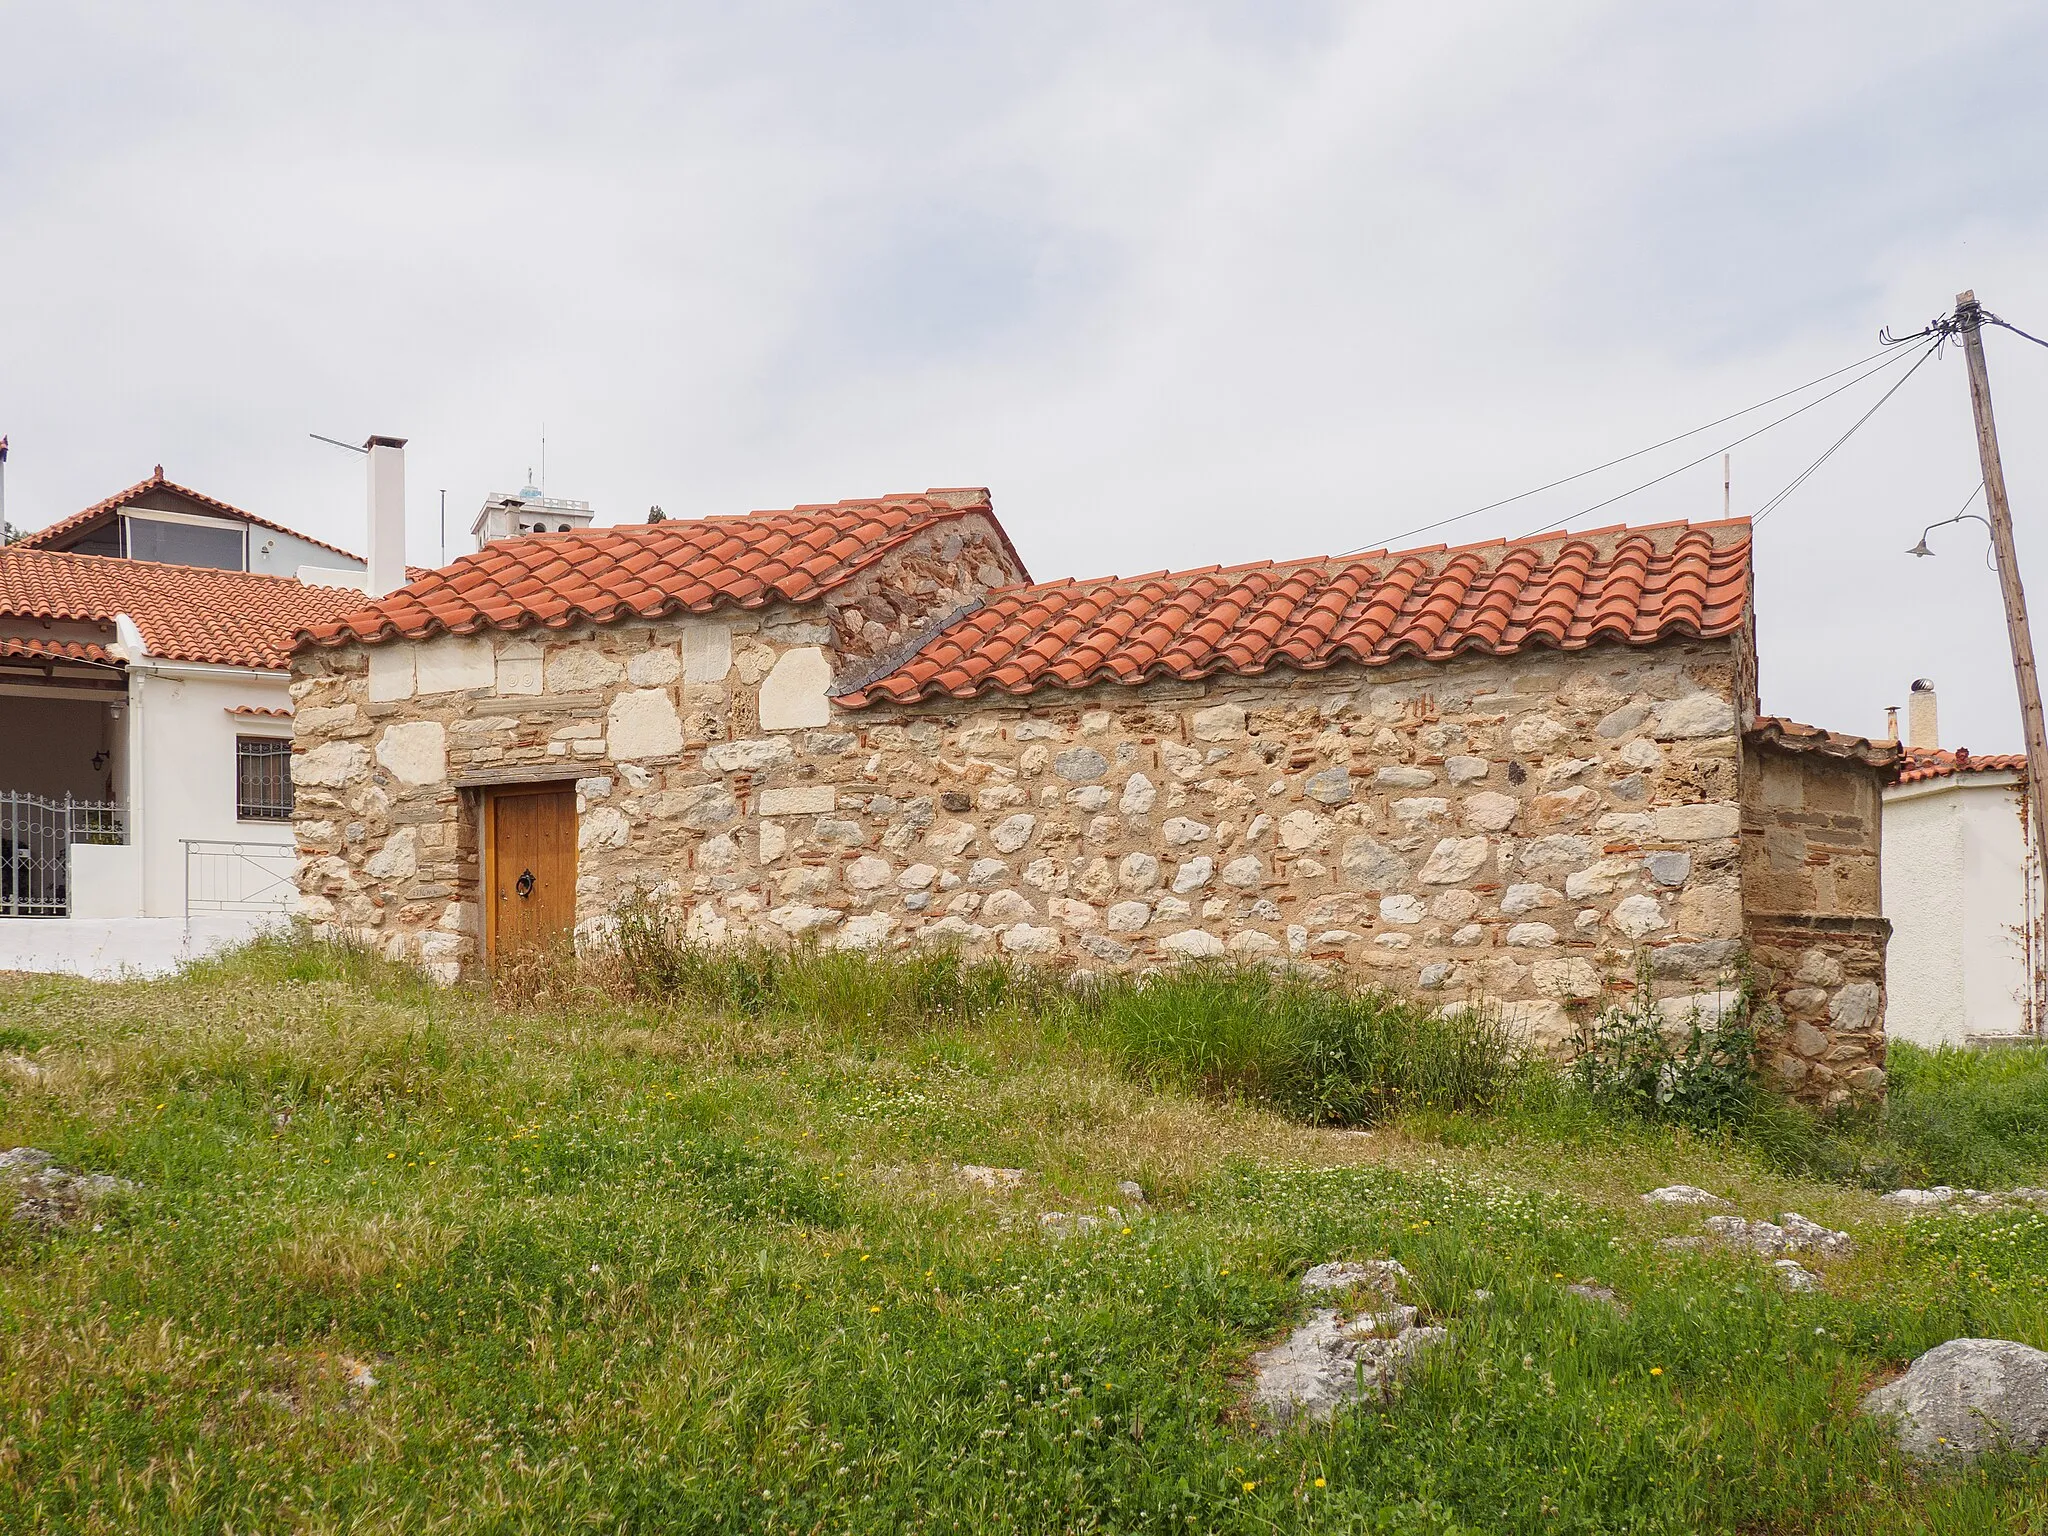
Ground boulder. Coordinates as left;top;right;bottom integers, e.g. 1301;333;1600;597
1863;1339;2048;1462
1641;1185;1732;1208
1247;1308;1445;1426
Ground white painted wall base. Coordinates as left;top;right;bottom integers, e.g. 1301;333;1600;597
0;916;284;980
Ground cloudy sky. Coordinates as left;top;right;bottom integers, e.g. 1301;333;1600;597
5;2;2048;749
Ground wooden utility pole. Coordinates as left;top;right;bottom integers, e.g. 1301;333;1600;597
1956;289;2048;1029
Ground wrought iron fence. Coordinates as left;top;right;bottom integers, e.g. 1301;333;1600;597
0;792;126;918
183;839;296;917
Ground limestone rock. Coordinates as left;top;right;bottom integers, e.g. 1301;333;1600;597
956;1164;1027;1191
1161;929;1226;960
1248;1308;1444;1426
1418;836;1488;884
1773;1259;1822;1292
1863;1339;2048;1462
1300;1259;1408;1298
1641;1185;1732;1208
7;1149;137;1229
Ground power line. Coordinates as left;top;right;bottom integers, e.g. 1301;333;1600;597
1987;313;2048;352
1348;337;1929;554
1752;341;1943;523
1510;338;1936;541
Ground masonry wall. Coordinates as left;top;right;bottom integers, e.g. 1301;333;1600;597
294;600;1776;1054
1739;741;1891;1105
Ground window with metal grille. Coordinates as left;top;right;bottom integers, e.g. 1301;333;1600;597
236;736;294;820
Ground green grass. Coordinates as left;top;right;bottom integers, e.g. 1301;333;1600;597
2;936;2046;1533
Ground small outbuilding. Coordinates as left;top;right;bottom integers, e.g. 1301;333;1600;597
290;489;1896;1104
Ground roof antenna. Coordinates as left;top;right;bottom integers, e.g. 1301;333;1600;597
1723;453;1730;519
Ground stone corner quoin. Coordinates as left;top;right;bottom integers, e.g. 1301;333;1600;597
287;552;1887;1107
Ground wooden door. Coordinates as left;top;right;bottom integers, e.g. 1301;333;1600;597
485;784;578;963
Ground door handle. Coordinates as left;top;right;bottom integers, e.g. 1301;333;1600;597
516;869;536;899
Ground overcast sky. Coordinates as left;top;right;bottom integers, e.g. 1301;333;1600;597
6;2;2048;750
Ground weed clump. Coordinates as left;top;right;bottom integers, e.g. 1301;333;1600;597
1572;959;1758;1131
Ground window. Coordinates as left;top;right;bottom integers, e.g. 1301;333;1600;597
236;737;293;820
124;514;246;570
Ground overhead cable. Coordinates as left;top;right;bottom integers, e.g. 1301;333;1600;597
1349;336;1931;555
1751;340;1944;523
1510;338;1936;541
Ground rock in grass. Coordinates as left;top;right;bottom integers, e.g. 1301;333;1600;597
1565;1280;1628;1313
1038;1211;1102;1238
1641;1185;1732;1208
1862;1339;2048;1462
1115;1179;1147;1204
1882;1187;1960;1208
1773;1259;1822;1292
1248;1308;1445;1426
956;1164;1027;1191
1700;1212;1854;1259
6;1149;136;1230
1301;1259;1409;1298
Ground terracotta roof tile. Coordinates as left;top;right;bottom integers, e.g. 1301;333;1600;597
296;489;1025;649
226;705;293;718
1898;746;2028;784
0;636;117;667
15;468;363;563
1747;716;1902;774
838;518;1754;706
0;547;366;671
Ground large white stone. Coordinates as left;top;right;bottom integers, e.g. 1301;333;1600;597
546;646;623;694
759;646;832;731
1655;692;1737;740
415;635;494;695
1106;900;1151;931
1161;929;1226;960
1172;857;1214;893
682;621;733;683
1119;773;1157;816
1190;704;1247;741
705;737;796;773
1222;856;1264;888
992;813;1038;853
627;647;682;687
846;855;894;891
1379;895;1425;924
769;904;842;935
757;785;835;816
1863;1339;2048;1462
1000;923;1060;955
495;640;543;695
1510;714;1570;754
1162;816;1211;847
367;647;416;701
1654;803;1740;841
375;721;447;785
363;826;418;881
1278;811;1328;851
607;689;683;760
579;806;630;851
1339;836;1406;888
1500;883;1557;915
1610;894;1666;938
1463;791;1519;832
834;913;899;950
1505;922;1559;948
294;740;367;789
1418;836;1488;884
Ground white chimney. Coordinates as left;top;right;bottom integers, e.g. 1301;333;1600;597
365;434;408;597
1908;678;1938;751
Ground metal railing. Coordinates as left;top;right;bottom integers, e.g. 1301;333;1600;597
182;839;297;918
0;793;126;918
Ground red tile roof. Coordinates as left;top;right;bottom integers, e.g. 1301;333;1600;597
1747;716;1902;773
0;547;369;671
226;705;293;718
0;636;118;667
1898;746;2029;785
838;518;1753;707
296;489;1023;649
14;467;363;563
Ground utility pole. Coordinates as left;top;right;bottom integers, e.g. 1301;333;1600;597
1956;289;2048;1030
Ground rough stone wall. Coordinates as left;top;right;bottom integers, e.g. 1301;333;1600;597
1740;740;1891;1105
294;597;1775;1053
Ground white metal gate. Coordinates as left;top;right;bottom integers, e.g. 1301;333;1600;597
0;793;126;917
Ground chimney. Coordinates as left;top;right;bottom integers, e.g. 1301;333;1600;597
1908;678;1938;751
1885;705;1899;743
365;435;408;597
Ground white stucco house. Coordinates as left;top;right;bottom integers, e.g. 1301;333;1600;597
0;467;379;976
1880;680;2043;1047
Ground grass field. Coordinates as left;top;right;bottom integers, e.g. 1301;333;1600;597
3;937;2047;1534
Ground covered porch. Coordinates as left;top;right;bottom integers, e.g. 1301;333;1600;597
0;636;128;917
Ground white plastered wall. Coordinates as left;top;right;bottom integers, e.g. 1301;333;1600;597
106;662;297;918
1881;772;2038;1045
